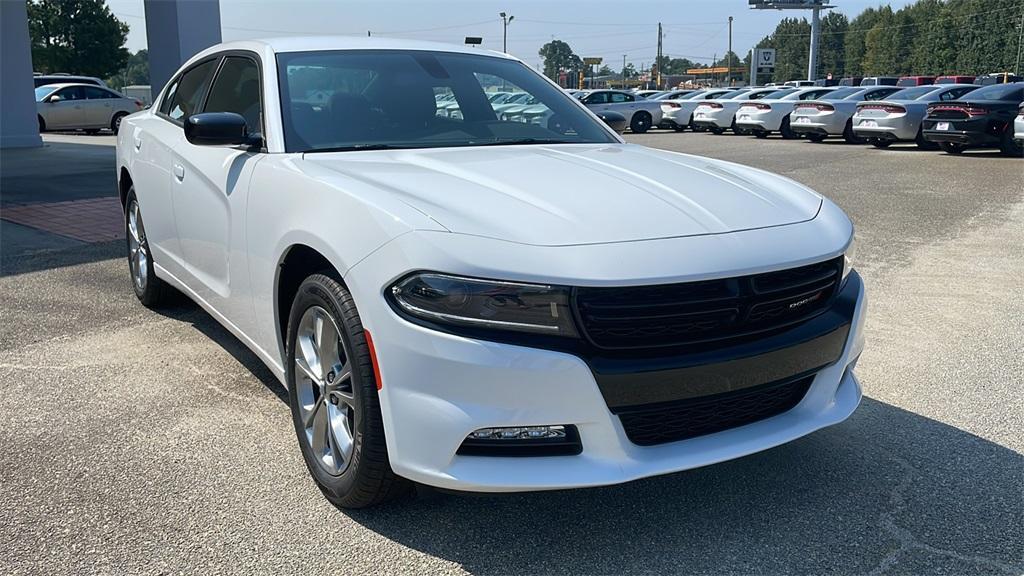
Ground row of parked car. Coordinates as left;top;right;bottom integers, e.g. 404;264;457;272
570;82;1024;157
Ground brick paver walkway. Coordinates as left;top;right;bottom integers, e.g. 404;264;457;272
1;197;124;243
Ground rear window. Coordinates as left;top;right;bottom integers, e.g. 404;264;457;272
968;83;1024;101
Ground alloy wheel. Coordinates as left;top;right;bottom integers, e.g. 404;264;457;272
294;306;356;476
126;200;148;291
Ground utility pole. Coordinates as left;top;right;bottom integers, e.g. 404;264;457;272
499;12;514;53
808;5;821;81
750;46;757;87
728;16;733;86
622;54;627;89
656;22;663;89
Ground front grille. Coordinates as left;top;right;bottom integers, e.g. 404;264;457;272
616;375;814;446
574;257;843;351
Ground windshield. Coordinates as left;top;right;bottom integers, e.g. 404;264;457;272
35;86;59;101
278;50;617;153
887;86;940;100
968;83;1024;100
820;88;861;100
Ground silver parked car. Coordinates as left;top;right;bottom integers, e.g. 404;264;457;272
789;86;903;143
852;84;980;148
576;90;664;133
36;83;143;134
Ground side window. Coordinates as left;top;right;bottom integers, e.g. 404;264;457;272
203;56;263;134
84;86;113;100
610;93;628;103
584;92;607;105
162;59;217;123
55;86;85;101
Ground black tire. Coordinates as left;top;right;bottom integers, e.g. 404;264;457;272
871;139;893;149
915;128;939;150
710;127;725;135
842;119;866;144
630;111;652;134
780;116;798;139
755;131;769;139
807;133;827;143
38;116;46;133
939;142;965;155
125;187;173;307
672;124;687;132
999;126;1024;157
111;112;128;135
286;273;411;509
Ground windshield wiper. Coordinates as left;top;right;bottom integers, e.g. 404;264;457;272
471;138;578;147
305;143;416;153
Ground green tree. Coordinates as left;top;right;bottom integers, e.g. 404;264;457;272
107;49;149;90
28;0;129;78
818;11;849;79
538;40;583;81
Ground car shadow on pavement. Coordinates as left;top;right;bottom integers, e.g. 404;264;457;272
346;399;1023;575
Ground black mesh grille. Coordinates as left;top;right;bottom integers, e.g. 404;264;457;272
574;257;843;351
616;376;814;446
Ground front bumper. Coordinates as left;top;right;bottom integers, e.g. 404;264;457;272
344;227;865;493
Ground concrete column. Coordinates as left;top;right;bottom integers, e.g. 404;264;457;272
1;0;43;149
144;0;222;102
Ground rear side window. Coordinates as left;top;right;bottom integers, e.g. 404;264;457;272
204;56;263;134
585;92;608;104
160;59;218;122
84;86;116;99
863;88;900;101
941;87;977;101
968;84;1024;101
54;86;85;101
610;92;633;103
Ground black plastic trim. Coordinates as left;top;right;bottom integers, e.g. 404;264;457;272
457;425;582;457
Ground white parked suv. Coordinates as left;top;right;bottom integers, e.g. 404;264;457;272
116;37;865;508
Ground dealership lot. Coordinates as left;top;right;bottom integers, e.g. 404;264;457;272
2;133;1022;574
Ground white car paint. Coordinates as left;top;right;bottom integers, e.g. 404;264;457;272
117;36;864;496
1012;104;1024;145
735;87;838;135
691;88;793;131
661;89;735;129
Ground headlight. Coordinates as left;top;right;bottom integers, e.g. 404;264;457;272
842;235;856;285
388;273;578;337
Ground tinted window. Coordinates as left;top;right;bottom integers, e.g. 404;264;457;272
797;89;830;100
610;92;633;103
85;86;116;99
584;92;608;104
967;83;1024;101
54;86;85;101
277;50;616;153
161;59;217;122
887;86;938;100
203;56;263;134
863;88;899;100
761;89;795;99
941;87;977;101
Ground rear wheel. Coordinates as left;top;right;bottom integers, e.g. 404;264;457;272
125;188;172;307
630;111;652;134
286;273;412;509
871;139;893;149
807;133;827;143
780;116;798;139
111;112;128;135
842;119;866;144
999;126;1024;157
38;116;46;133
939;142;965;155
915;128;939;150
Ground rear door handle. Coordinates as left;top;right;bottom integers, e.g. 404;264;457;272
134;137;142;151
173;163;184;180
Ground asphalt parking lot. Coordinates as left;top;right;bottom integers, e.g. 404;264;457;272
2;132;1022;575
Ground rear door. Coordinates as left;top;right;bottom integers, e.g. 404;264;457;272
83;86;116;127
170;53;265;330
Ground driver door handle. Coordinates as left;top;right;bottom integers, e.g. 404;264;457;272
173;163;184;180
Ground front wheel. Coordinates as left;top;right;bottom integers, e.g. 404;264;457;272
842;119;866;144
807;134;827;143
709;127;725;135
630;111;652;134
915;128;939;150
939;142;965;155
286;273;411;509
754;131;769;139
780;116;798;140
871;139;893;149
999;127;1024;157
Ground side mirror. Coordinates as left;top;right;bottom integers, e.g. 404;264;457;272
185;112;259;147
48;95;62;103
597;111;628;134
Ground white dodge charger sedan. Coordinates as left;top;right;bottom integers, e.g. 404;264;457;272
116;37;865;508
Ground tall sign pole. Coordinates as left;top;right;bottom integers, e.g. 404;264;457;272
656;22;663;89
808;5;821;81
749;1;832;83
728;16;734;86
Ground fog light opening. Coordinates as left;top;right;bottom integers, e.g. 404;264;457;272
458;425;582;457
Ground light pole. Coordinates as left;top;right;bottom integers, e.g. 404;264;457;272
499;12;514;53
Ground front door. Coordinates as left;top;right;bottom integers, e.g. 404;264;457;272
171;54;265;331
83;86;116;128
44;86;86;129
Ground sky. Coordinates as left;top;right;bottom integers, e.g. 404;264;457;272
105;0;918;71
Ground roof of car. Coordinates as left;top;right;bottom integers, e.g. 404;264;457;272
36;82;113;90
192;36;516;59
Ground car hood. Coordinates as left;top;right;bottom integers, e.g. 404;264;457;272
300;143;822;247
